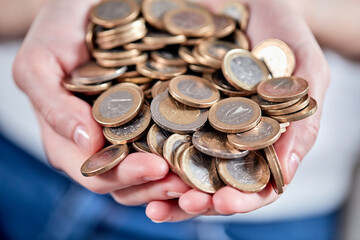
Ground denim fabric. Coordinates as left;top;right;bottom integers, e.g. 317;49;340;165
0;134;340;240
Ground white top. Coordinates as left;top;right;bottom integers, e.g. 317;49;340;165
1;40;359;221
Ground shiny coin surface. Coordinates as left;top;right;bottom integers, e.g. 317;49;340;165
169;75;220;108
250;94;301;110
263;145;284;194
103;103;151;144
211;70;251;97
151;50;186;66
220;1;249;31
97;53;148;67
216;151;270;192
137;60;187;80
151;90;208;133
233;30;249;50
271;97;318;123
119;76;152;84
257;76;309;102
252;38;295;78
264;94;310;116
62;78;112;95
71;62;127;84
81;144;129;177
151;80;170;98
132;139;152;153
198;40;237;65
163;7;215;37
163;134;191;171
180;146;223;193
222;49;269;92
93;48;141;60
90;0;140;28
123;41;165;51
208;97;261;133
178;46;199;65
192;129;249;159
147;124;171;155
95;17;145;38
173;142;191;176
143;32;187;45
227;117;281;150
212;14;236;39
189;64;216;74
92;84;144;127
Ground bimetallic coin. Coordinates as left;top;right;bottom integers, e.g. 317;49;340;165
212;14;236;39
97;53;148;67
147;124;171;155
119;76;152;84
163;8;215;37
271;98;318;123
180;146;223;193
222;49;270;92
250;94;301;110
192;129;249;159
211;70;251;97
233;30;249;50
179;46;199;65
92;84;144;127
62;78;112;95
95;18;145;38
151;80;170;98
143;32;187;45
142;0;185;30
71;62;127;84
173;142;192;176
132;139;152;153
208;97;261;133
81;144;129;177
252;38;296;78
93;48;141;60
189;64;216;74
151;90;208;133
151;50;187;66
137;60;187;80
263;145;284;194
86;22;95;53
123;41;166;51
169;75;220;108
216;151;270;192
220;1;249;31
96;28;147;49
198;40;237;65
264;95;310;116
192;47;221;69
257;76;309;102
227;117;281;150
163;134;191;171
90;0;140;28
103;103;151;144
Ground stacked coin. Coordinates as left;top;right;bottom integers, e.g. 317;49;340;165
74;0;318;196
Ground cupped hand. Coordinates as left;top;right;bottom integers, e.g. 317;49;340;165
146;0;330;222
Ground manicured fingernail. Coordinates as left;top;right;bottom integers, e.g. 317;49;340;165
167;191;183;198
151;217;171;223
74;125;90;153
288;153;300;181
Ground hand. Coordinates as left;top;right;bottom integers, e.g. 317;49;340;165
13;0;191;209
145;0;330;222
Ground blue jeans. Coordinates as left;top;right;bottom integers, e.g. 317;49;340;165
0;134;340;240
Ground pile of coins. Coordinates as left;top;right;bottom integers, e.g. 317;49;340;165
65;0;318;195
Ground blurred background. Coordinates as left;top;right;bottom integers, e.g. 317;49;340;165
1;0;360;239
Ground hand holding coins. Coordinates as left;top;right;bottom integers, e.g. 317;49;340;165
14;0;330;221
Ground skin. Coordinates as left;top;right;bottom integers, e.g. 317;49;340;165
13;0;329;223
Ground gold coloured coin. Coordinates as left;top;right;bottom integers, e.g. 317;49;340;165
233;30;249;50
97;53;148;67
198;40;237;66
257;76;309;102
163;7;215;37
264;95;310;116
179;146;223;194
92;84;144;127
222;49;270;92
220;1;249;32
250;94;301;110
263;145;284;194
210;70;251;97
123;41;166;51
95;18;145;38
143;32;187;45
227;117;281;150
86;22;95;53
137;60;187;80
90;0;140;28
92;48;141;60
192;47;221;69
103;103;151;144
271;98;318;123
81;144;129;177
96;28;147;49
151;50;186;66
163;134;191;171
169;75;220;108
62;78;112;95
150;90;208;133
147;124;171;156
173;142;191;176
132;139;152;153
252;38;296;78
189;64;216;74
151;80;170;98
212;14;236;39
208;97;261;133
119;76;152;85
178;46;199;65
216;151;270;193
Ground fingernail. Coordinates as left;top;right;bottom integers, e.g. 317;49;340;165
186;209;208;215
74;125;90;153
151;217;171;223
288;153;301;182
167;191;183;198
142;176;163;182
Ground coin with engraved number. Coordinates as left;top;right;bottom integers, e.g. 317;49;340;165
220;1;249;31
151;90;208;133
163;133;191;171
169;75;220;108
222;49;270;92
179;146;223;193
250;94;301;110
132;139;152;153
81;144;129;177
208;97;261;133
252;38;296;78
271;98;318;123
92;84;144;127
264;95;310;116
263;145;284;194
192;129;249;159
137;60;187;80
216;151;270;192
103;103;151;144
90;0;140;28
212;14;236;39
257;76;309;102
227;117;281;150
147;124;172;155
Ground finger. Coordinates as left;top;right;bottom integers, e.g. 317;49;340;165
178;189;213;214
146;200;197;223
110;173;191;206
39;112;169;194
